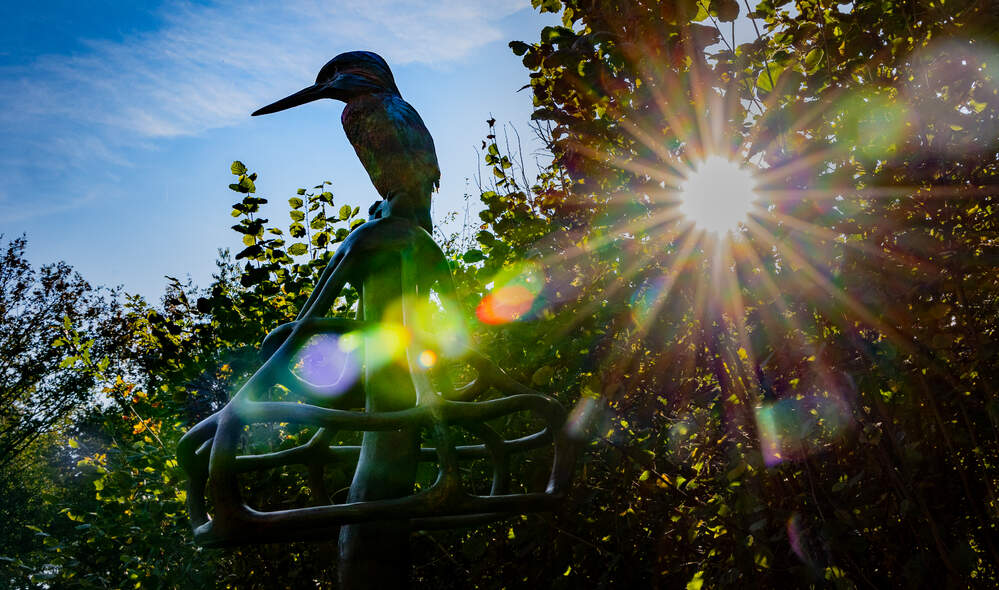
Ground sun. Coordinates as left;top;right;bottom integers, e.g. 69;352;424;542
677;156;760;235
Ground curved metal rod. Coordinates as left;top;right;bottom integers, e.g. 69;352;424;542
180;218;577;546
232;394;563;430
176;413;219;528
194;489;565;547
306;428;335;505
231;428;555;473
461;422;510;496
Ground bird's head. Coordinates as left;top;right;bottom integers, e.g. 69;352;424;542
252;51;399;116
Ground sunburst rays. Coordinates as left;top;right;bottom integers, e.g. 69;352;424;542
471;12;999;469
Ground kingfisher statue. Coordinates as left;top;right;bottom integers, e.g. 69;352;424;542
253;51;439;233
178;51;580;590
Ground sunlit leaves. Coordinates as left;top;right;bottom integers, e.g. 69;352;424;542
755;62;784;95
491;0;999;587
803;48;823;74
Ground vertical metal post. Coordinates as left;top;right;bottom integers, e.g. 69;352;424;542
338;252;419;589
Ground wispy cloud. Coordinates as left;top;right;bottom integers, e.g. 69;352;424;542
0;183;104;223
3;0;526;139
0;0;527;221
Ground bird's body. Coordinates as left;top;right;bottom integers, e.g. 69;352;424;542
253;51;439;232
341;92;439;228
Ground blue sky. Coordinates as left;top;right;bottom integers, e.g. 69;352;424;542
0;1;558;299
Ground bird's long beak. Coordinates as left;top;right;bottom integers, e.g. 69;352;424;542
251;83;326;116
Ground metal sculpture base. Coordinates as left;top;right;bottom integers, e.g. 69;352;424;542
178;216;576;587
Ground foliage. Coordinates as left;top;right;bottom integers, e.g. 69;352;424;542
0;236;123;468
0;236;129;588
4;0;999;586
1;168;367;588
411;0;999;587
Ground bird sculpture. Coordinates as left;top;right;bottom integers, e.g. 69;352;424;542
252;51;439;233
176;49;576;590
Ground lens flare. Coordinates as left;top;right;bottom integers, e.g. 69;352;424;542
290;333;361;396
905;39;999;155
835;91;912;159
402;296;468;357
630;276;672;326
476;262;544;325
417;349;437;369
754;389;853;467
677;156;759;235
339;324;410;371
787;513;812;565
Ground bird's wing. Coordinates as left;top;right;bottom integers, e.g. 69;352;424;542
342;94;440;198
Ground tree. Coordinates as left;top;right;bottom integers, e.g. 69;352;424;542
0;236;123;468
6;0;999;584
2;165;371;588
0;236;128;587
420;0;999;587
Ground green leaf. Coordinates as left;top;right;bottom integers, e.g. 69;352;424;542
532;365;554;385
463;249;485;263
713;0;739;21
804;48;824;73
692;2;709;21
533;0;562;13
726;461;747;481
230;161;247;175
235;245;263;260
296;188;306;195
288;243;308;256
509;41;531;56
686;571;704;590
756;62;784;94
289;197;304;209
339;205;352;220
289;210;305;222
